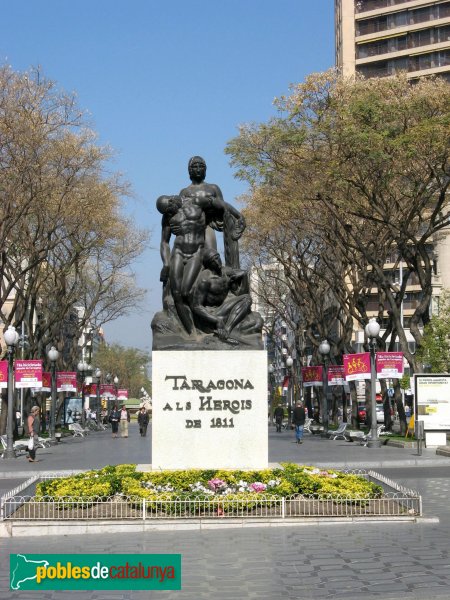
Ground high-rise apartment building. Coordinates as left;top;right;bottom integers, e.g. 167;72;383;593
336;0;450;80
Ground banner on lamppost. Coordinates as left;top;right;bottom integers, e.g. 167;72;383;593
343;353;371;381
56;372;77;392
328;365;346;386
117;389;128;400
0;361;7;389
15;360;43;388
376;352;404;379
301;366;323;387
100;384;116;398
41;372;51;392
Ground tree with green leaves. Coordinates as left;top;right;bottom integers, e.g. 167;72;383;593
0;65;149;433
0;65;148;360
93;343;152;400
226;70;450;374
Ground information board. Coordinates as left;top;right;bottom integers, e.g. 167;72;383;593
414;374;450;431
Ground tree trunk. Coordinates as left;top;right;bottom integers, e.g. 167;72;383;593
394;381;407;435
342;387;348;423
350;382;359;429
305;386;312;419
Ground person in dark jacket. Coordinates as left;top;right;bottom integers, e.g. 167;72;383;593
292;401;306;444
273;406;285;432
137;407;149;437
109;405;120;438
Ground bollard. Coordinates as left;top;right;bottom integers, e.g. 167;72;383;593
415;420;424;456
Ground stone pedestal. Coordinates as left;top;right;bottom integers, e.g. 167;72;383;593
152;350;268;470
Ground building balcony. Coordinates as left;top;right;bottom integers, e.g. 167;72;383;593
356;0;442;19
356;16;450;43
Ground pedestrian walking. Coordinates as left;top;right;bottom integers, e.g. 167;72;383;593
119;404;130;438
27;405;40;462
109;404;120;438
273;405;284;433
292;401;306;444
137;406;149;437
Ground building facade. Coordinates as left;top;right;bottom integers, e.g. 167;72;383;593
336;0;450;80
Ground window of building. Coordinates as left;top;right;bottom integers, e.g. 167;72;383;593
409;28;432;48
409;52;433;71
357;3;450;36
437;49;450;66
437;2;450;18
357;35;408;58
437;24;450;43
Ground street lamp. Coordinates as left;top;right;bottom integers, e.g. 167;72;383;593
319;339;330;437
47;346;59;442
114;376;119;404
268;363;274;424
95;368;102;420
77;360;89;426
365;318;382;448
3;325;19;459
286;355;294;429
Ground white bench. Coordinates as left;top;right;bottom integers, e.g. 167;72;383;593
69;423;89;437
0;434;48;455
304;418;313;434
327;422;348;440
348;425;386;446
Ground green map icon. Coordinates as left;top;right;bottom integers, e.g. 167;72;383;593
10;554;50;590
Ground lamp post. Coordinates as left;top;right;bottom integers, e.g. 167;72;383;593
77;360;88;427
268;363;274;424
365;318;382;447
319;340;330;437
47;346;59;443
286;356;294;429
105;373;112;413
3;325;19;459
114;375;119;405
94;368;102;420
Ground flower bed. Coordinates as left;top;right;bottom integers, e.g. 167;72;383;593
35;463;383;512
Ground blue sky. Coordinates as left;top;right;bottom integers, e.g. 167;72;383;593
1;0;335;353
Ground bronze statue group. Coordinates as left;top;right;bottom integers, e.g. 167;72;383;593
152;156;263;351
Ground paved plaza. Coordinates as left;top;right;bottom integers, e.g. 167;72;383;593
1;422;449;476
1;424;450;599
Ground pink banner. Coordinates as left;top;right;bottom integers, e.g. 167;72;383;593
41;372;51;392
0;361;7;389
343;353;371;381
100;384;117;397
328;365;346;386
117;389;128;400
302;366;323;387
376;352;404;379
15;360;43;388
56;371;77;392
